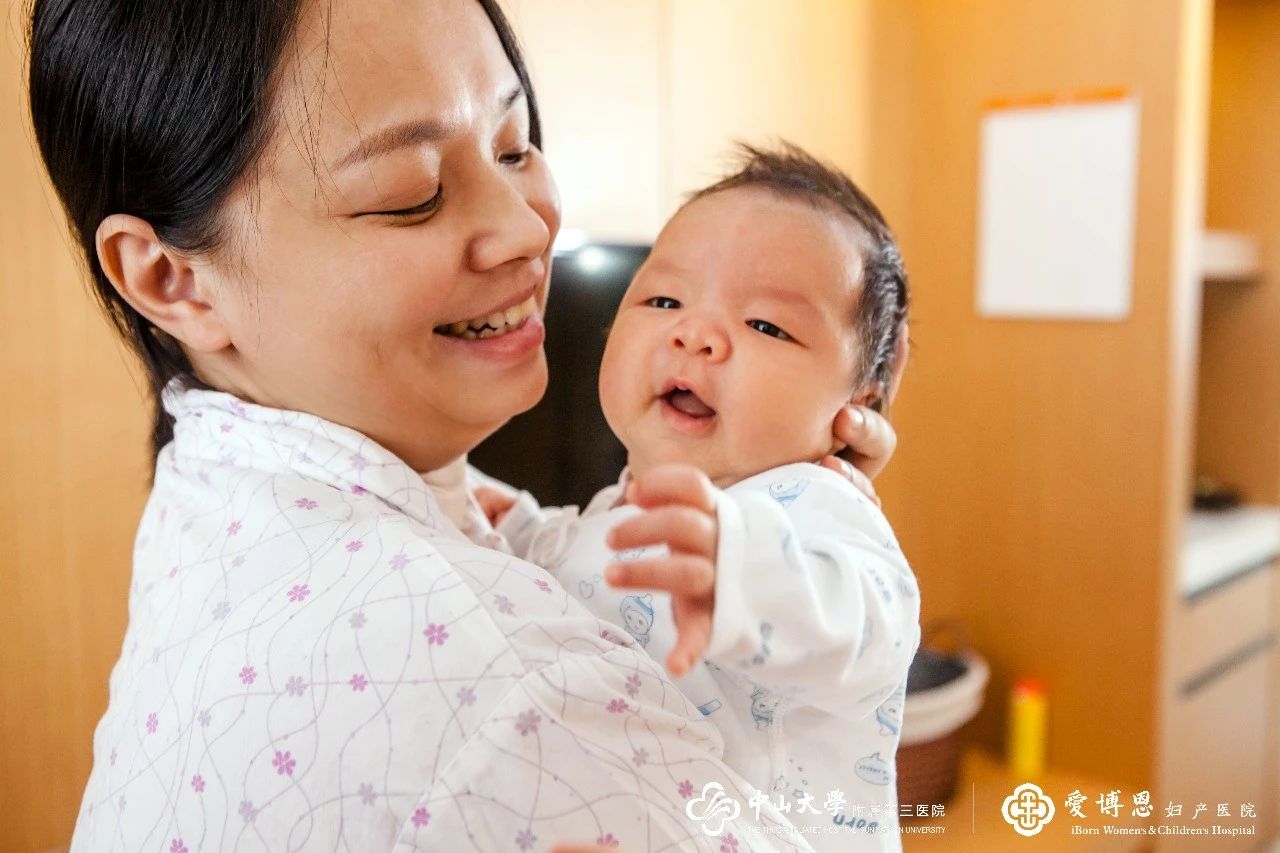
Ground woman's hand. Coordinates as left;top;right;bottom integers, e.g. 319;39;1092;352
820;404;898;506
604;464;718;677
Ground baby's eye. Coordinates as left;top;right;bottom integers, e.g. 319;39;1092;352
747;319;794;341
645;296;681;310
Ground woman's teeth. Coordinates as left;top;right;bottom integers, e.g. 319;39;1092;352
436;295;536;339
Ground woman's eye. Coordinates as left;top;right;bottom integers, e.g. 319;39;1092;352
380;187;443;218
645;296;681;310
747;319;794;341
499;149;530;165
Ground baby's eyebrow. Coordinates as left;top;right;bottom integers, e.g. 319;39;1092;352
753;286;820;314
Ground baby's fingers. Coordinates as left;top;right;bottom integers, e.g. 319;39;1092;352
606;555;715;598
607;505;716;557
667;598;713;677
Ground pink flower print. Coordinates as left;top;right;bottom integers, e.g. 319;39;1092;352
238;800;257;823
285;676;307;697
349;611;367;629
720;833;739;853
239;665;257;685
191;774;205;793
350;453;368;471
631;748;648;766
678;779;694;799
212;600;231;620
597;834;620;848
231;555;245;568
294;497;318;510
494;594;514;615
423;623;449;646
625;673;641;697
457;687;478;708
230;400;247;418
516;829;537;851
272;750;296;776
168;564;179;579
170;839;188;853
606;698;629;714
345;539;363;553
219;422;232;433
349;673;368;692
198;709;212;727
358;782;376;805
226;520;241;535
287;584;310;603
351;484;367;495
389;553;409;571
109;747;117;767
145;712;158;735
534;578;551;593
515;709;541;736
411;807;431;828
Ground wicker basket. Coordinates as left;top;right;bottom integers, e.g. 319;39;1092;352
896;622;989;808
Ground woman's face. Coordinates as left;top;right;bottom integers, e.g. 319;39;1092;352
196;0;560;472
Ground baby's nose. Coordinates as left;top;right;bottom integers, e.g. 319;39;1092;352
670;319;729;360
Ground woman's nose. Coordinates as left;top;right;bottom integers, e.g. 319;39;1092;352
466;169;554;273
670;316;730;362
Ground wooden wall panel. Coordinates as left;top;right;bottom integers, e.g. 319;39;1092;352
1196;0;1280;505
0;3;151;849
866;0;1209;789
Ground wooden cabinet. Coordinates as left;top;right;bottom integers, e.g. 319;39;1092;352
1160;562;1276;849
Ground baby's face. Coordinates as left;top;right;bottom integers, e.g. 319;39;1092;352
599;186;868;487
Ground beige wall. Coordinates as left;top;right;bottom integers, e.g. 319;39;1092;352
503;0;872;241
1;1;151;848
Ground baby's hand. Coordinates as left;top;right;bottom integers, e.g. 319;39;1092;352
473;485;517;527
605;464;717;677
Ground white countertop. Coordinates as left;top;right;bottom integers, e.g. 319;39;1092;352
1180;505;1280;598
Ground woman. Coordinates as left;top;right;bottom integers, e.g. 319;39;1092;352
28;0;897;848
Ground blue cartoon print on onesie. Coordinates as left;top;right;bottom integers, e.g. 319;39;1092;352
618;594;655;648
875;681;906;736
768;478;809;508
750;687;781;729
855;752;893;786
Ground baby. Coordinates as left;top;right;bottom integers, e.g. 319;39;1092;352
493;142;920;848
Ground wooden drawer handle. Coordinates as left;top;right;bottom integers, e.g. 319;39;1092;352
1181;632;1276;698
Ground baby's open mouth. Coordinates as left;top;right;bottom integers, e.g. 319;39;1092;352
433;294;536;340
662;387;716;419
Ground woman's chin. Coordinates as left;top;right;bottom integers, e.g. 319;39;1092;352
452;355;548;428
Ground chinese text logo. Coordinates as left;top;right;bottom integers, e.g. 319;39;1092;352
685;782;742;837
1003;782;1057;837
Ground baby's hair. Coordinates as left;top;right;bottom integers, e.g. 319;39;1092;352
685;142;909;408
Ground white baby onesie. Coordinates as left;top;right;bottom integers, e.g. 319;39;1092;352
499;462;923;851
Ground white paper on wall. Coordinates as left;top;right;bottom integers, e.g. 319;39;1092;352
976;97;1140;321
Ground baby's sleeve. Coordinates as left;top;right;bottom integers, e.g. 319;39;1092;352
704;463;922;718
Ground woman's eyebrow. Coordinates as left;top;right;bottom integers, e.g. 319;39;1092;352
333;86;526;173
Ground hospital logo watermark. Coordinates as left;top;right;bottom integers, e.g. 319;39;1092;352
1002;782;1056;837
685;782;742;837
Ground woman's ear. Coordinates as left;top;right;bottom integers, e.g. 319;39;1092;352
95;213;232;353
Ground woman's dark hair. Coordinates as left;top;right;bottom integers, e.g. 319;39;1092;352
686;141;909;410
26;0;542;469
